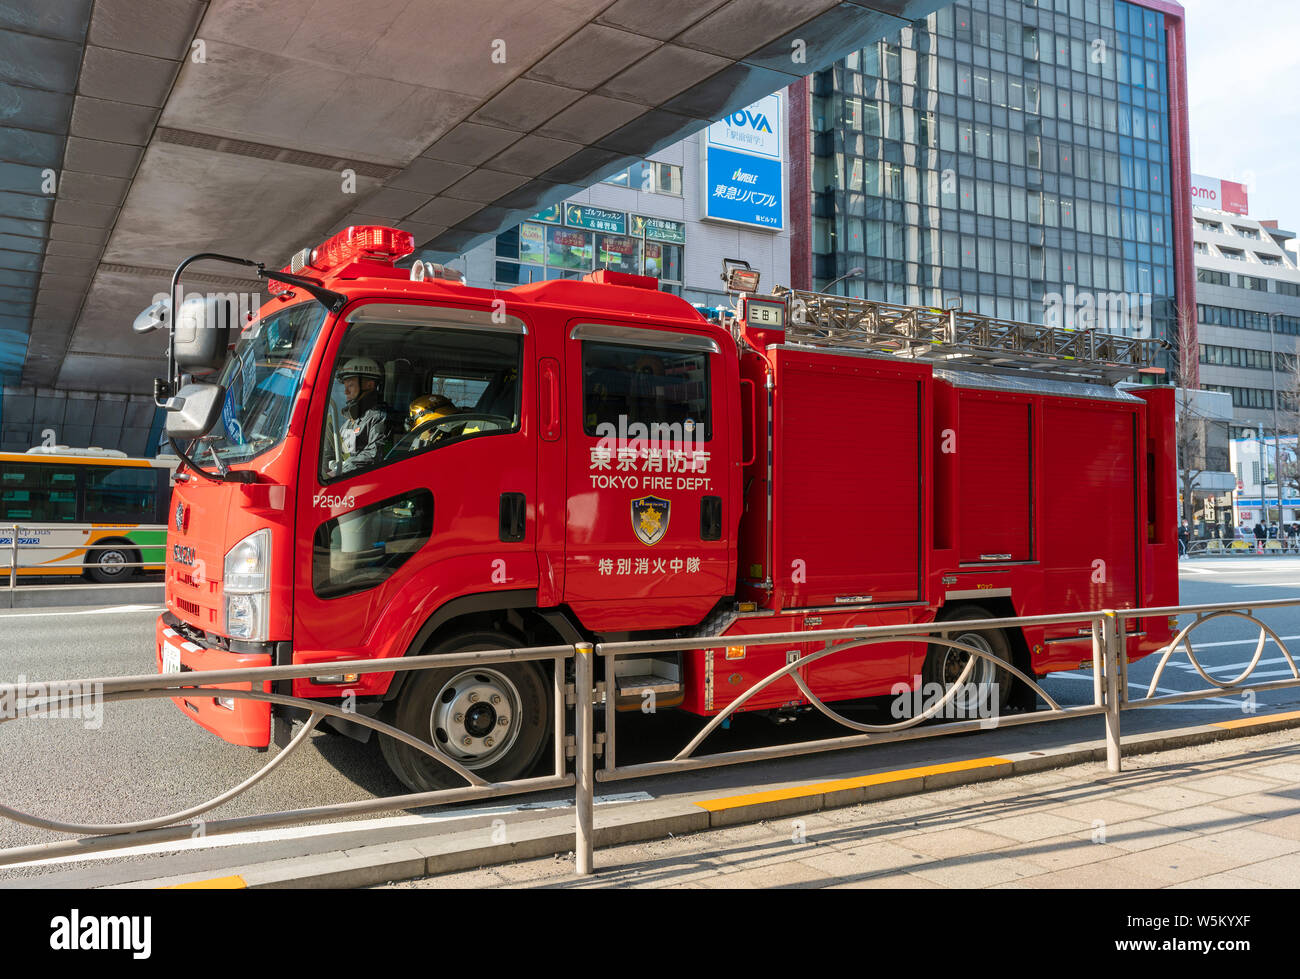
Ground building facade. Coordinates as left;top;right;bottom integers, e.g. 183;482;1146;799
1194;206;1300;439
795;0;1192;360
1193;203;1300;531
457;93;792;310
1230;436;1299;532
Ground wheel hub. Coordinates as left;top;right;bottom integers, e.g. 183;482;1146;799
463;701;496;737
940;632;997;713
429;669;522;768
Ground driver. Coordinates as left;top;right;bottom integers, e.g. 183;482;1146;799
406;393;462;450
331;356;395;475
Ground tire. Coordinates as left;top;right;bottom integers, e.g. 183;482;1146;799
379;630;552;792
921;606;1015;719
86;542;136;583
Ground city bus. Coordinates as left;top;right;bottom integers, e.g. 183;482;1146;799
0;448;179;582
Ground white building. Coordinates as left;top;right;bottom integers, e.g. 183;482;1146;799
1193;203;1300;441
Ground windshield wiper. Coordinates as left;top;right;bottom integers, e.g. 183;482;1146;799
207;443;229;477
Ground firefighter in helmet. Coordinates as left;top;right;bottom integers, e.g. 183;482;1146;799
330;356;395;475
405;392;461;449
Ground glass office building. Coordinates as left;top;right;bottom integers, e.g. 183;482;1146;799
794;0;1193;353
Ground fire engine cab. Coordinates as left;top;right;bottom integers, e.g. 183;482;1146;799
142;225;1177;791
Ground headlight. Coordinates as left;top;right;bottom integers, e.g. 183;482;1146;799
225;529;270;641
224;528;269;592
225;592;267;640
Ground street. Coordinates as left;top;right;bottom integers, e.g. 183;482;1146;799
1;556;1298;884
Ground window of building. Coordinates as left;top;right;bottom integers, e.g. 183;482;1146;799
1279;282;1300;297
1257;254;1282;267
1219;246;1246;262
601;161;683;196
596;234;641;275
1200;344;1282;371
1197;269;1230;287
1234;226;1260;239
1195;219;1223;233
496;222;682;293
1204;385;1275;410
1239;275;1268;292
641;241;683;293
652;162;683;196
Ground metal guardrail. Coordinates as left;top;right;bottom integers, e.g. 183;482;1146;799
1;598;1298;878
1185;537;1300;556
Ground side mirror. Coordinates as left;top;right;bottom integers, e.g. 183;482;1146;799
174;295;233;373
165;383;226;441
133;298;168;334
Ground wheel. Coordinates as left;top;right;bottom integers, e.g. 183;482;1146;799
921;606;1015;718
380;630;552;792
86;542;136;583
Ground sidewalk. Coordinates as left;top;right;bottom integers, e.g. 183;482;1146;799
381;729;1300;889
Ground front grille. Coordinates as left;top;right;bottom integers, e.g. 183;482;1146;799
176;597;201;617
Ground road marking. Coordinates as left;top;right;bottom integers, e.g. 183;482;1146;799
1213;709;1300;731
1;792;653;870
166;875;246;889
1045;673;1242;708
1161;635;1300;652
1185;564;1300;572
0;605;162;619
693;758;1011;812
1171;652;1300;673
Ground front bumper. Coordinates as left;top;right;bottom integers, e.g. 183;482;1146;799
156;614;273;748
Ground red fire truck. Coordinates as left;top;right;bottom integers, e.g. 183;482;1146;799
142;225;1177;791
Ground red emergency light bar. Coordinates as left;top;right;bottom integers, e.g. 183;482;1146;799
312;225;414;270
269;225;415;295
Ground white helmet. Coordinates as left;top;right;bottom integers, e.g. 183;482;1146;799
337;356;382;382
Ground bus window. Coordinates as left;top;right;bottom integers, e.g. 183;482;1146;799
0;464;79;522
84;467;158;522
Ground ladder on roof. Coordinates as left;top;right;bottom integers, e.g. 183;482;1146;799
765;286;1167;382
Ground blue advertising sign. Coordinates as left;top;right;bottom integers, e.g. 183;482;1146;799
701;91;784;230
703;147;783;229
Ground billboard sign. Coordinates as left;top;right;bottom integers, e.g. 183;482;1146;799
631;215;686;244
531;204;562;224
702;91;784;231
1190;174;1249;215
564;204;626;234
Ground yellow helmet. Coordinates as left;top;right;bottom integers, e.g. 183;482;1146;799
408;393;457;431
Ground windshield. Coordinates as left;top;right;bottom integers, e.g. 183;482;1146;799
199;301;329;464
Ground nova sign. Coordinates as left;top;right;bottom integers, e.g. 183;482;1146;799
703;91;784;230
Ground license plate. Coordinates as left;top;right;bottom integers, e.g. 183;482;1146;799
162;645;181;674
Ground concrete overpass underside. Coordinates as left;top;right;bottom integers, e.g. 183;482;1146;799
0;0;946;444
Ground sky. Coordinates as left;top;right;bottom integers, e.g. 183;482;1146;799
1180;0;1300;232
